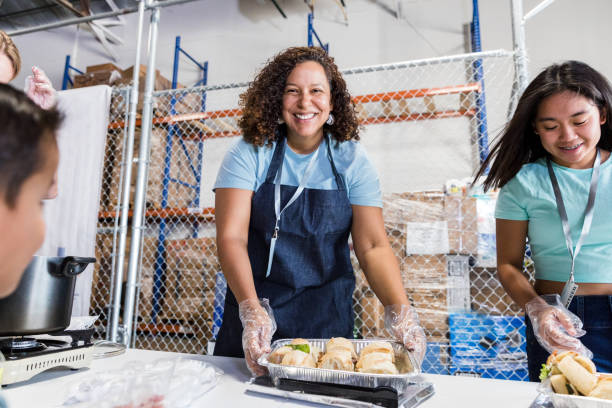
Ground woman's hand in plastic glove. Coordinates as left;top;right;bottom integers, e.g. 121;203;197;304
25;66;56;110
525;295;592;358
384;304;427;368
239;298;277;377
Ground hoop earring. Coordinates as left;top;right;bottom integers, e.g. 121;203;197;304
326;113;335;125
277;117;284;124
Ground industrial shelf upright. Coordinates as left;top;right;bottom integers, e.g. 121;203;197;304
308;12;329;52
151;35;208;324
61;55;85;90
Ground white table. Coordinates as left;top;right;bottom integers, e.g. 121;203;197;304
2;349;539;407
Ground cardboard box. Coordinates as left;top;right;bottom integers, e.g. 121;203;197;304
86;62;123;73
114;65;173;111
73;69;123;88
90;234;157;315
161;238;219;322
102;127;200;211
444;195;478;255
383;192;447;256
470;267;522;315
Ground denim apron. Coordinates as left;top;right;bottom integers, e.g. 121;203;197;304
214;133;355;357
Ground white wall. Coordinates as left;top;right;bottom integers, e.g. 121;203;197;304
9;0;612;203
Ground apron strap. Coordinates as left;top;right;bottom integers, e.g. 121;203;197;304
325;135;346;191
264;126;287;184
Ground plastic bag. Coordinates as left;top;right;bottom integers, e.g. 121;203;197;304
63;357;223;408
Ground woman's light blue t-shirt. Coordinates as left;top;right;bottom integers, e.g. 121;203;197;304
495;156;612;283
214;137;382;207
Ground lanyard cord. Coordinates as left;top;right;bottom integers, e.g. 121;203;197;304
265;138;322;277
546;148;601;284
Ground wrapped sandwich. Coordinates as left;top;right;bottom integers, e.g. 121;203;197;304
270;338;319;368
326;337;358;361
356;340;398;375
541;351;612;400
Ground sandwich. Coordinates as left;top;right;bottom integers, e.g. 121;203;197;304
355;351;398;375
540;351;611;399
280;349;317;368
359;341;395;363
318;349;354;371
326;337;357;361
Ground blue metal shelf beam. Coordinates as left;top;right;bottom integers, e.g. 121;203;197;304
307;13;329;52
61;55;84;90
151;35;208;323
471;0;489;165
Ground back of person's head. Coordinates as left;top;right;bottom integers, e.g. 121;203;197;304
0;30;20;81
476;60;612;190
0;83;62;207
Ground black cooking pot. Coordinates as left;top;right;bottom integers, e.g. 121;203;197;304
0;255;96;336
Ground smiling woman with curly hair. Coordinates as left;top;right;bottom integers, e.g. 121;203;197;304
213;46;424;375
239;46;360;146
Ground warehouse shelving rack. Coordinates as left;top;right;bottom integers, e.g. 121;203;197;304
95;0;546;356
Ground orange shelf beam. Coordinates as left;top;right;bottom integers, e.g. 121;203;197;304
361;109;476;126
353;82;480;104
107;83;480;131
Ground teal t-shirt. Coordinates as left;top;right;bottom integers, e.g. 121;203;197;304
214;136;382;207
495;156;612;283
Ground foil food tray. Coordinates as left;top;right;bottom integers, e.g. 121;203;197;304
258;338;420;393
540;376;612;408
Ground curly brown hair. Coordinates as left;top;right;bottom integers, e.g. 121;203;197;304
238;46;360;146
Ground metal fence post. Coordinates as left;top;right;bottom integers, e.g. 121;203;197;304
122;2;161;347
109;0;147;344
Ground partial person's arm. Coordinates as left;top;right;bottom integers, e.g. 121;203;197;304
496;219;538;307
351;205;407;306
215;187;257;303
352;205;426;365
216;187;276;376
497;218;591;357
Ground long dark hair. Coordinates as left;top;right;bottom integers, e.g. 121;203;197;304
238;46;360;147
474;60;612;191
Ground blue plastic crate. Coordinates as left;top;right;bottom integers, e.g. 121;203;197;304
448;313;528;381
421;342;450;375
449;364;529;381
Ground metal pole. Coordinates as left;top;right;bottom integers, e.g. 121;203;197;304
122;3;161;347
511;0;529;95
61;55;72;90
7;0;202;37
109;0;146;344
471;0;489;165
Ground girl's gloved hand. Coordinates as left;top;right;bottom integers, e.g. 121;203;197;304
25;66;56;110
384;304;427;369
239;298;277;377
525;294;592;358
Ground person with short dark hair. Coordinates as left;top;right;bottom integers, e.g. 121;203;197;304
474;60;612;379
213;47;426;376
0;83;62;298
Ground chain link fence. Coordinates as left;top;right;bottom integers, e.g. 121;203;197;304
89;86;131;342
90;50;534;381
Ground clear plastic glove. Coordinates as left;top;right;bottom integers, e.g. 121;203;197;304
25;66;56;110
384;304;427;369
239;298;276;377
525;294;593;358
